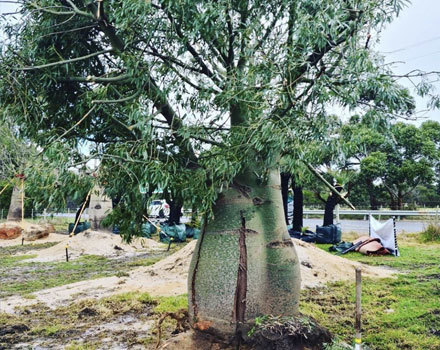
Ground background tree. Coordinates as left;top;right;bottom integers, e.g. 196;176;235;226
0;0;419;342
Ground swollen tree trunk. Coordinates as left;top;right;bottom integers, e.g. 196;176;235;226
7;186;22;221
292;182;303;232
188;167;301;341
88;186;113;230
280;172;290;225
168;200;183;225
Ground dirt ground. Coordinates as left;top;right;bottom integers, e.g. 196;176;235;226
0;229;395;349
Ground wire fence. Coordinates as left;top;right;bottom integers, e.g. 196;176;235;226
0;208;89;221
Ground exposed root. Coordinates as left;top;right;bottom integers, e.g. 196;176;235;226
155;308;189;349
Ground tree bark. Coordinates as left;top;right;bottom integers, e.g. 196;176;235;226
366;180;379;210
88;186;113;230
167;200;183;225
280;172;290;225
188;167;301;341
397;190;403;210
7;186;22;221
292;182;303;232
323;185;343;226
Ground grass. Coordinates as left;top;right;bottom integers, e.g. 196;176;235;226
0;244;171;298
301;236;440;350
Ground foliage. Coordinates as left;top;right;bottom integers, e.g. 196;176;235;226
419;221;440;242
0;0;419;233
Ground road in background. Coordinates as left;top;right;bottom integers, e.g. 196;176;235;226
303;219;427;234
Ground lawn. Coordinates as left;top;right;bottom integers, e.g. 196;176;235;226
301;236;440;350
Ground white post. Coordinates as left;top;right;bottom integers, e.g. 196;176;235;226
31;208;34;220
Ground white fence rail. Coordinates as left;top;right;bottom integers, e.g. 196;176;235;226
303;209;440;220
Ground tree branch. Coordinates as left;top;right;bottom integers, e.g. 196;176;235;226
13;49;113;71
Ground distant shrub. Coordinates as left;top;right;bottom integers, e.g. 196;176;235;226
419;222;440;242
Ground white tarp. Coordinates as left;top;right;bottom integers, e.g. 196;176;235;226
369;215;399;256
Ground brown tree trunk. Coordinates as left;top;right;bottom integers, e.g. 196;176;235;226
280;172;290;225
292;181;303;232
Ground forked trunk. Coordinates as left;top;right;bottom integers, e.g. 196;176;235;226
7;186;23;221
188;167;301;341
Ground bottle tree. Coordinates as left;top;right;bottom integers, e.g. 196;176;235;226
0;0;417;342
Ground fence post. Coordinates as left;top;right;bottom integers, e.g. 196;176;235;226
335;204;340;224
31;208;34;220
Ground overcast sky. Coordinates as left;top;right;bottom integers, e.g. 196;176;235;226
1;0;439;124
376;0;440;123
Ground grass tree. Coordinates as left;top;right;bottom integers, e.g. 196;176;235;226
0;0;418;343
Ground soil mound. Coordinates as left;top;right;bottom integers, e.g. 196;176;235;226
293;239;394;287
0;221;55;241
0;222;22;240
22;230;165;262
145;238;394;289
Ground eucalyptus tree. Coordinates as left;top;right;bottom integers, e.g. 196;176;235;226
0;0;416;342
341;118;438;210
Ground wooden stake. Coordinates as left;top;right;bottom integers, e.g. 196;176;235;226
70;189;92;237
0;183;9;196
305;162;356;210
143;215;161;233
65;244;69;262
355;267;362;350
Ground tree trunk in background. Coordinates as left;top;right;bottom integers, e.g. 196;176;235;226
88;186;113;230
7;186;22;221
366;180;379;210
292;182;303;232
168;200;183;225
280;172;290;225
188;167;301;342
397;192;403;210
323;185;343;226
369;192;379;210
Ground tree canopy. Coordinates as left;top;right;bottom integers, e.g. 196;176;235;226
0;0;416;219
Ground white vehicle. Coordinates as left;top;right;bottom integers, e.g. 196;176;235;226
148;200;170;218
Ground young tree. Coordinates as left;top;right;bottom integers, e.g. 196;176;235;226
0;0;417;342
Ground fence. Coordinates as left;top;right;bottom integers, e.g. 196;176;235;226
0;208;89;221
303;208;440;221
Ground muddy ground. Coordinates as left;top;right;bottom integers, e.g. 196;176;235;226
0;236;186;350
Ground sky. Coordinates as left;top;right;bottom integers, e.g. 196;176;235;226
0;0;439;124
375;0;440;123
